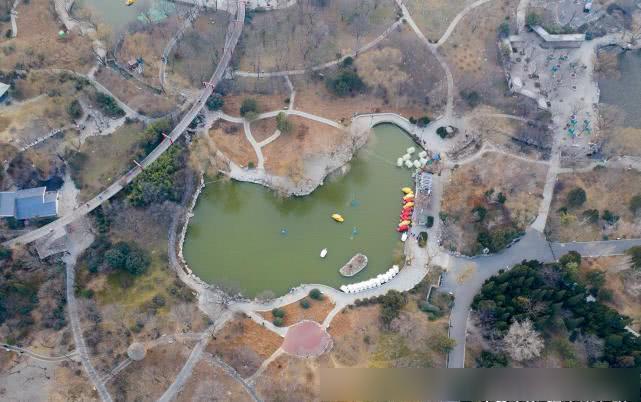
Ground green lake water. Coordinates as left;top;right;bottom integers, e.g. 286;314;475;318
76;0;176;33
183;124;417;297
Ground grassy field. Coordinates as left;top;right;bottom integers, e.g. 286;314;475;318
237;0;398;72
73;121;145;200
546;168;641;241
405;0;474;42
258;295;335;327
175;359;254;402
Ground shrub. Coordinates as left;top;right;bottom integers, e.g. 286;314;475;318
95;92;125;117
0;246;11;261
436;126;448;139
206;93;224;111
152;294;166;307
341;56;353;67
299;299;311;309
240;98;259;118
476;350;508;367
309;288;323;300
559;251;582;267
526;12;541;27
460;90;481;108
276;111;292;133
497;192;507;204
67;99;83;119
602;209;619;225
629;194;641;215
418;231;428;248
417;116;430;127
498;21;510;37
271;307;285;318
426;216;434;228
273;317;284;326
566;187;587;208
626;246;641;270
127;146;181;207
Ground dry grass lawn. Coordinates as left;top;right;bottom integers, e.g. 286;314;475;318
258;296;335;327
207;315;283;378
108;341;195;402
0;0;94;73
207;120;257;168
95;67;178;117
0;96;70;146
174;358;254;402
441;152;547;254
262;116;347;181
546;168;641;241
221;76;290;117
250;117;278;142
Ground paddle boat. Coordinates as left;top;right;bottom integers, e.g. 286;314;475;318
403;202;414;209
401;187;413;194
397;224;409;232
401;232;408;242
126;0;135;5
320;248;328;258
400;220;411;226
331;213;344;223
403;193;415;201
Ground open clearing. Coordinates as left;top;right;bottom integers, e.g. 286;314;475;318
546;168;641;242
405;0;473;42
166;11;229;90
221;76;290;117
207;120;257;168
262;116;347;180
71;121;145;200
440;0;523;115
206;315;283;378
441;152;547;255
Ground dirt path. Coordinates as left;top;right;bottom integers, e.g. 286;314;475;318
435;0;495;48
516;0;530;33
1;345;79;363
234;18;404;77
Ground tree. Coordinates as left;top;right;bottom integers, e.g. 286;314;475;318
559;251;581;267
629;194;641;215
602;209;619;225
309;288;323;300
566;187;587;208
276;112;292;133
502;319;544;361
326;68;366;97
626;246;641;270
428;334;456;353
240;98;259;119
206;93;224;111
271;307;285;318
497;192;507;204
299;299;310;309
104;241;150;276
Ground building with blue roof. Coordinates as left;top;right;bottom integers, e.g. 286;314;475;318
0;187;59;220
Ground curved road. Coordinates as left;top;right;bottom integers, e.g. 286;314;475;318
3;0;246;249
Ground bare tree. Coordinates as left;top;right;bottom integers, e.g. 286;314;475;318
502;319;544;361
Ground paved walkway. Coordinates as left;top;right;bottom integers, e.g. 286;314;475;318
3;0;246;249
435;0;495;47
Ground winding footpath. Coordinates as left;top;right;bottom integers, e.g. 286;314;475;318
3;0;246;249
1;344;78;363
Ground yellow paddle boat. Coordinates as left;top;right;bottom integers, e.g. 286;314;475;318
401;187;413;194
331;213;345;223
126;0;135;6
403;202;415;209
399;220;412;226
403;194;415;201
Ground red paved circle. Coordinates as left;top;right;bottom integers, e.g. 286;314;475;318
282;320;333;357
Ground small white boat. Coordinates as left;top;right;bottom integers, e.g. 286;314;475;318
401;233;408;242
320;248;328;258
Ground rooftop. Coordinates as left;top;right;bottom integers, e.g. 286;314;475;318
532;25;585;43
0;187;59;220
0;82;9;98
